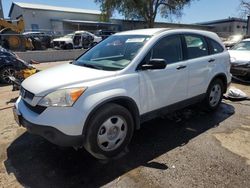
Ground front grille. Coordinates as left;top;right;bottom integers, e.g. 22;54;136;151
20;87;34;101
23;100;47;114
230;68;248;76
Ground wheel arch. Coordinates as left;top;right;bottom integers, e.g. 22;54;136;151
209;73;228;93
82;96;140;136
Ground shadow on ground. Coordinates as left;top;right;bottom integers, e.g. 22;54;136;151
4;103;234;188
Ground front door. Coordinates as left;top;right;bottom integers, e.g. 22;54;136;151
138;35;188;114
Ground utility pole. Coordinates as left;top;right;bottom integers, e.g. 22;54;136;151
247;16;250;36
0;0;3;18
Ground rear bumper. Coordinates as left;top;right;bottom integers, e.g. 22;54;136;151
13;107;84;147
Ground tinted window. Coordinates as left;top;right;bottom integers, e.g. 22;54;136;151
184;35;208;59
152;35;182;64
210;39;224;54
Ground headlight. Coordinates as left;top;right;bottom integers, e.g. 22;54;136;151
38;88;86;107
230;57;236;63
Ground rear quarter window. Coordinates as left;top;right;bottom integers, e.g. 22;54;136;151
208;39;224;54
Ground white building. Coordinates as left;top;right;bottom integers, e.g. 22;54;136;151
9;2;118;34
8;2;212;35
198;18;247;37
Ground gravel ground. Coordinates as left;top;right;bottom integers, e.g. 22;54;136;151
0;61;250;188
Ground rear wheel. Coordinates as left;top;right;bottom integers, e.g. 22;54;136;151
84;103;134;160
203;79;224;111
0;66;15;84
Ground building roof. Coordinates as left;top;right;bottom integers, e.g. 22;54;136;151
9;2;101;17
116;28;168;36
197;17;247;26
62;19;119;26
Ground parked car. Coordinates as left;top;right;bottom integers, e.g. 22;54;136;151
224;34;244;48
95;30;116;40
52;31;102;49
23;32;53;50
0;46;32;84
229;38;250;78
14;28;231;159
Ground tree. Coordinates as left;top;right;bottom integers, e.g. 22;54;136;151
95;0;194;28
240;0;250;17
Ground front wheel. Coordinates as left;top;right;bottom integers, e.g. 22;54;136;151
203;79;224;111
84;103;134;160
0;66;16;84
66;43;73;50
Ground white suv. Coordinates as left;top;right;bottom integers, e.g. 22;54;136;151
14;28;231;159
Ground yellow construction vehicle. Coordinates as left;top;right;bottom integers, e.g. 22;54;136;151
0;17;33;51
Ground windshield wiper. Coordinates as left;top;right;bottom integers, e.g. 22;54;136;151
81;63;102;70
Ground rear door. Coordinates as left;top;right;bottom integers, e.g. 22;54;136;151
183;34;211;98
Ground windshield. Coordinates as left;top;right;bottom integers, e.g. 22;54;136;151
231;41;250;51
64;34;74;38
73;34;151;71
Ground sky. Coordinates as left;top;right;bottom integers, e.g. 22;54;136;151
1;0;243;24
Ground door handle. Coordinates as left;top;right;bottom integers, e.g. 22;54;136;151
208;59;215;63
176;65;187;70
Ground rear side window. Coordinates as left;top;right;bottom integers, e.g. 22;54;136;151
209;39;224;54
184;35;209;59
152;35;183;64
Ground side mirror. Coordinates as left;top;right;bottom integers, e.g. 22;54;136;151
140;59;167;70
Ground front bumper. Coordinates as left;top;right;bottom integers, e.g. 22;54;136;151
231;66;250;77
14;96;86;147
13;107;84;147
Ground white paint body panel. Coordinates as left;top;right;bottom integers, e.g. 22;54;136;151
139;61;188;113
15;28;231;136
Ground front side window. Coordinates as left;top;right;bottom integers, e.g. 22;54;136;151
73;34;81;45
184;35;208;59
151;35;183;64
74;35;151;71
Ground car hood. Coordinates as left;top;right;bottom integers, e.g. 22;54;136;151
22;63;117;96
53;37;72;42
93;36;102;42
228;50;250;65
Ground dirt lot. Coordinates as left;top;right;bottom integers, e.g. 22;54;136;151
0;62;250;188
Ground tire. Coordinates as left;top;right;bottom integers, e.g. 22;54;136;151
203;79;224;111
0;66;16;84
84;103;134;160
66;43;73;50
0;29;25;51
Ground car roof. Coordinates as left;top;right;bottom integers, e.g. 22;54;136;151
242;38;250;41
23;31;44;35
115;28;217;38
115;28;168;36
75;30;89;34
